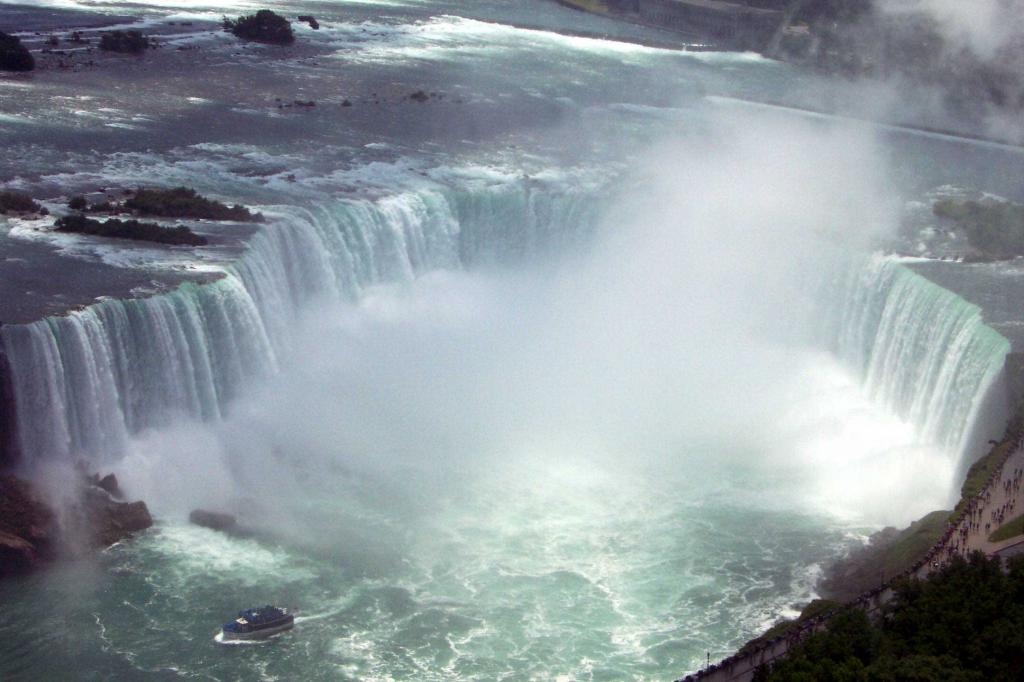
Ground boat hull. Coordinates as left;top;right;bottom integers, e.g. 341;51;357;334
221;618;294;641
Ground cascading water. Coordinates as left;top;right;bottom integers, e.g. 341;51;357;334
0;182;601;469
1;181;1009;484
826;256;1010;459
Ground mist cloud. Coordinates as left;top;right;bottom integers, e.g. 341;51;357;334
109;110;958;528
880;0;1024;59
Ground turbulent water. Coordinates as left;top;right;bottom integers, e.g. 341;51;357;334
0;1;1020;680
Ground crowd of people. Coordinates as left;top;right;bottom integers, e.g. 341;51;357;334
675;427;1024;682
926;432;1024;571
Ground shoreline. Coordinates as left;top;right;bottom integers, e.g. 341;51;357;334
2;1;1024;675
677;360;1024;681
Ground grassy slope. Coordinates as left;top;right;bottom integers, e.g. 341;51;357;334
990;514;1024;543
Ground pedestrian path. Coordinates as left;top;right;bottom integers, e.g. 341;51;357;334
931;441;1024;565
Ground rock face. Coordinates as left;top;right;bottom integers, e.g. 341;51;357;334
0;472;153;578
89;472;123;499
189;509;237;532
80;487;152;547
0;475;56;577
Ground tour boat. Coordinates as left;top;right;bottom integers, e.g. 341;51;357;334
221;605;294;640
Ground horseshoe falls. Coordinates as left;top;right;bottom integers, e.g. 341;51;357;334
0;1;1020;680
1;187;600;468
0;205;1009;476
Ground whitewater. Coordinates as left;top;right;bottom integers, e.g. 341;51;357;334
1;1;1021;679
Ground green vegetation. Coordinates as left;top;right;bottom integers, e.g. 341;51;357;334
54;214;207;246
758;553;1024;681
0;191;43;214
990;514;1024;543
819;510;949;602
125;187;263;222
223;10;294;46
740;599;840;655
98;30;151;54
0;31;34;72
956;443;1012;517
955;407;1024;520
934;198;1024;259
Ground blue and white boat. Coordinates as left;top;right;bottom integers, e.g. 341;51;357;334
221;606;294;641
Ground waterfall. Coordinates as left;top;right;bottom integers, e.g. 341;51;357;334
827;256;1011;458
0;178;1009;474
0;182;599;469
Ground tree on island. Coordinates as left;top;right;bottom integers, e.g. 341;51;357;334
99;30;151;54
55;214;208;247
0;31;34;72
125;187;264;222
223;10;295;46
0;191;44;214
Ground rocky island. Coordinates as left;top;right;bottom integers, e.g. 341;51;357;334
0;470;152;578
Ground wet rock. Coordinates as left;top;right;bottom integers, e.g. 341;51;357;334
0;475;56;577
189;509;237;532
82;487;152;547
95;473;122;499
298;15;320;30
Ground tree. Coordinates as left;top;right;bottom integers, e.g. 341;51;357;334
223;10;294;46
0;31;34;72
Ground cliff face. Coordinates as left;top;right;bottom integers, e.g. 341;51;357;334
0;472;152;578
0;338;18;470
0;474;55;576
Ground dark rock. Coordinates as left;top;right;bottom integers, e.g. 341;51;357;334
189;509;237;532
0;475;55;577
95;473;122;499
341;99;352;107
81;487;152;547
409;90;429;103
0;31;34;72
297;15;320;30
